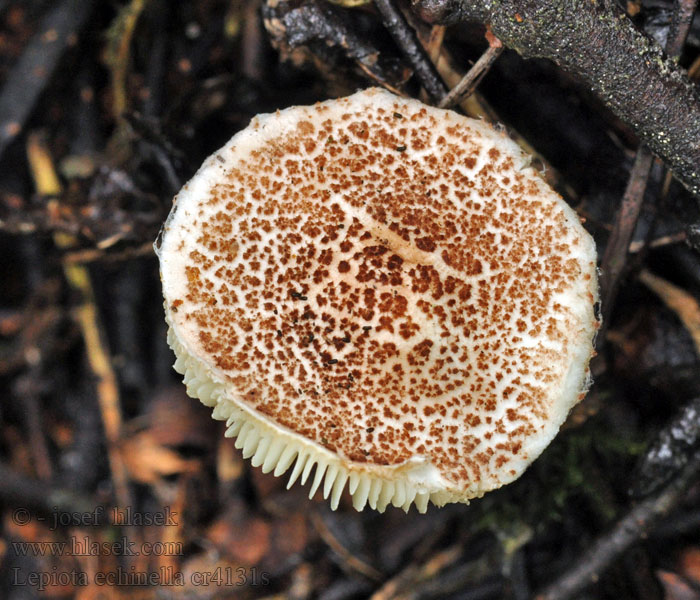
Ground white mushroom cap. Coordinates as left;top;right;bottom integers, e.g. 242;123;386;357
157;88;599;513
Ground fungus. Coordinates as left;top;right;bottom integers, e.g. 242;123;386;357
156;88;599;513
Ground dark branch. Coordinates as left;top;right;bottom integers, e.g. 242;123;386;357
631;396;700;498
282;2;381;65
412;0;700;199
667;0;698;57
263;0;408;94
0;462;105;523
599;149;654;328
599;0;696;327
0;0;95;161
374;0;448;102
535;450;700;600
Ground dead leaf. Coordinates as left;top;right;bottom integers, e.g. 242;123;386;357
206;500;271;565
269;511;309;560
657;569;700;600
679;547;700;587
147;385;217;450
639;270;700;357
217;437;245;484
119;431;199;484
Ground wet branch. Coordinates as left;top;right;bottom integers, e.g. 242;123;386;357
263;0;408;94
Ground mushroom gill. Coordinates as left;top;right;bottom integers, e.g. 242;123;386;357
157;88;599;513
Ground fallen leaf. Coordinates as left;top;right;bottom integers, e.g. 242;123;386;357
206;500;271;565
639;270;700;357
147;385;217;450
657;569;700;600
119;431;199;484
679;547;700;587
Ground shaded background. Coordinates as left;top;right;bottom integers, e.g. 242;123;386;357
0;0;700;598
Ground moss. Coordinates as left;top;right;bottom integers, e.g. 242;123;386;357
471;417;646;535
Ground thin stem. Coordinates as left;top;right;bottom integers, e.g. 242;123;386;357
667;0;698;57
439;37;503;108
599;149;654;328
374;0;448;102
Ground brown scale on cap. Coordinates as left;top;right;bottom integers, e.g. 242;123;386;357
158;88;599;513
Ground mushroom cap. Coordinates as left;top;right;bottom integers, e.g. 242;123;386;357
157;88;599;513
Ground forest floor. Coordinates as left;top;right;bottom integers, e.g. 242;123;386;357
1;1;700;599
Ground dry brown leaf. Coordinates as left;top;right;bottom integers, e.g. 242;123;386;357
326;0;371;6
207;513;271;565
269;512;309;561
180;553;256;599
147;386;217;450
217;437;245;484
119;431;199;484
679;547;700;587
639;270;700;357
657;570;700;600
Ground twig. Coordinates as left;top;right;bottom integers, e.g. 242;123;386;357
371;541;508;600
418;25;566;192
61;380;104;492
667;0;698;57
631;396;700;497
0;462;104;520
356;62;408;96
25;133;134;520
242;0;265;82
66;269;134;506
104;0;150;119
426;25;446;65
62;242;155;264
310;511;383;582
0;191;161;242
370;545;462;600
438;31;503;109
599;149;654;327
374;0;448;102
535;451;700;600
22;136;66;483
267;0;407;95
0;0;95;161
628;231;686;253
14;373;53;481
0;293;65;379
599;0;696;327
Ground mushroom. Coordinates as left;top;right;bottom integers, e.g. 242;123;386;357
157;88;599;513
